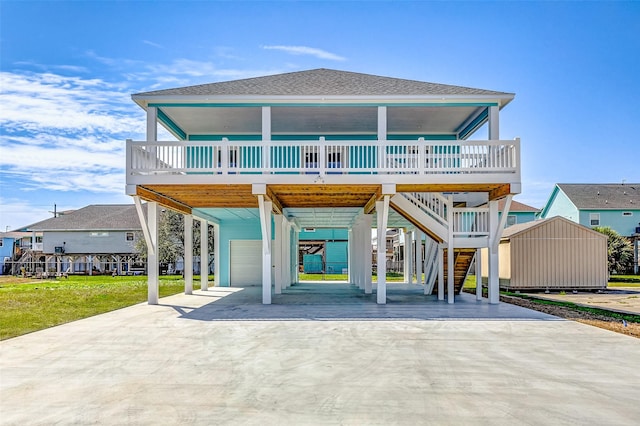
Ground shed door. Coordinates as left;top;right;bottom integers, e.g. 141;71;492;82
230;240;262;286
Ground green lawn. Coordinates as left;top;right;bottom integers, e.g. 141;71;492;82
0;275;207;340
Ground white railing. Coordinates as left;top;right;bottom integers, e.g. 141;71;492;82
127;138;520;177
452;208;489;235
402;192;449;228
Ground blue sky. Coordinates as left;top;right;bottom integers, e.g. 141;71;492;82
1;0;639;231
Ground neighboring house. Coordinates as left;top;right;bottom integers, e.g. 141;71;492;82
498;199;539;227
298;228;348;274
481;216;608;291
22;205;145;275
126;68;521;305
539;183;640;274
539;183;640;236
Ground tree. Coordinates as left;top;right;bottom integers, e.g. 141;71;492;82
135;209;214;269
593;226;633;275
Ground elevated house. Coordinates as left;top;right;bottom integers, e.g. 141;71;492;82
16;205;145;276
126;68;521;305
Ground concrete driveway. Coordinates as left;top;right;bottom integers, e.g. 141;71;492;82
1;283;639;425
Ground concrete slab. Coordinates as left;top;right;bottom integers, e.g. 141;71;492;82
1;283;639;425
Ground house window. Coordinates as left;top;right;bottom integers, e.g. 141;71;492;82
90;232;109;237
589;213;600;226
506;215;517;226
0;240;3;247
622;212;633;216
126;232;135;241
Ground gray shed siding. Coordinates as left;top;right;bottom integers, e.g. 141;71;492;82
482;217;608;290
43;231;137;254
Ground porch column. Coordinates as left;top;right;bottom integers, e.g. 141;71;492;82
258;195;273;304
200;219;209;291
376;196;390;304
488;106;499;140
362;214;373;294
351;219;363;290
184;214;193;295
293;229;300;285
414;230;423;285
475;248;483;301
147;106;157;141
488;200;500;304
348;228;353;285
213;223;220;287
437;244;444;301
447;195;455;304
404;229;413;284
262;107;271;170
147;202;159;304
274;214;284;295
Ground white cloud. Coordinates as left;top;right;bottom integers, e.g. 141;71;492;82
262;45;346;61
143;40;164;49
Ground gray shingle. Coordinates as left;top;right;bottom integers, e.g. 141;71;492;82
30;205;142;231
134;68;513;98
558;184;640;210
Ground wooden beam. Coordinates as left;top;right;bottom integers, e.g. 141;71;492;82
489;184;512;201
363;186;382;214
136;186;192;215
266;186;284;215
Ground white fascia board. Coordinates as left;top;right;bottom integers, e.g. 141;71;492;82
132;94;514;106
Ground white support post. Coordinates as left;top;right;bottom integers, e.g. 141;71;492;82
284;221;291;289
447;195;455;304
488;105;500;140
475;248;482;301
348;228;353;285
376;196;390;304
184;214;193;295
362;214;373;294
147;202;159;304
414;230;422;285
262;106;271;171
213;223;220;287
437;244;444;301
258;195;272;304
488;200;500;304
146;106;157;141
378;106;387;169
200;219;209;291
274;214;284;295
404;229;413;284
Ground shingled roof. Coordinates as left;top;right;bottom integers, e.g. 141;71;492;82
557;184;640;210
133;68;514;98
29;205;143;231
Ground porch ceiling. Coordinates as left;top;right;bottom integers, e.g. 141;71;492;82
158;105;484;137
137;182;510;228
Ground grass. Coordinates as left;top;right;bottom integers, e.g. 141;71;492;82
0;275;208;340
502;292;640;324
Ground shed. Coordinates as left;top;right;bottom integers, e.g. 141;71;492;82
481;216;608;291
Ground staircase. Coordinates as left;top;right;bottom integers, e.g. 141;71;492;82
429;248;476;296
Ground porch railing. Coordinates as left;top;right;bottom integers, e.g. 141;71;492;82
127;138;520;177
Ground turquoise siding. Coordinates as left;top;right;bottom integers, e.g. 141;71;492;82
502;211;537;227
541;188;579;222
216;216;263;286
325;241;348;273
1;237;15;275
299;229;348;241
578;210;639;236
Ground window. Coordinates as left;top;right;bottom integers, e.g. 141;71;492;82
506;215;517;226
589;213;600;226
126;232;135;241
622;212;633;216
0;239;3;247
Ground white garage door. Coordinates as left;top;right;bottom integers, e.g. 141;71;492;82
230;240;262;287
